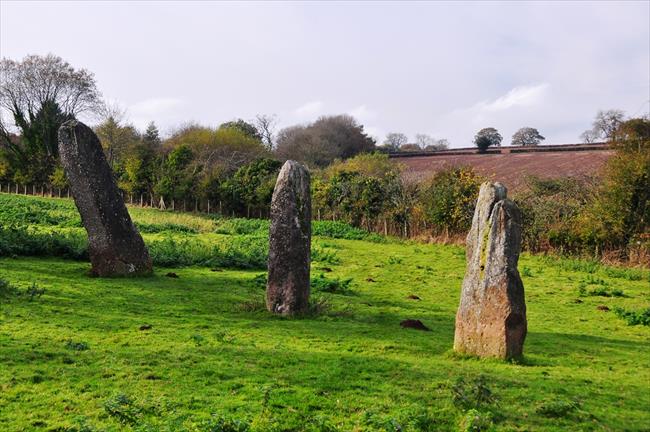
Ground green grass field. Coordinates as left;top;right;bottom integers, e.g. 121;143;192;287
1;194;649;431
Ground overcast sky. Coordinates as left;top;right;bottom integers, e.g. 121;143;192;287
1;1;648;147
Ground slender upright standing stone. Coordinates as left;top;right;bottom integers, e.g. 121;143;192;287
58;120;152;277
454;182;527;359
266;160;311;315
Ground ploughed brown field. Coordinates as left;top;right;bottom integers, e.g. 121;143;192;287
394;143;613;192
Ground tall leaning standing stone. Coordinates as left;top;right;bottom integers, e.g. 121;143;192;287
58;120;152;277
454;182;526;359
266;160;311;315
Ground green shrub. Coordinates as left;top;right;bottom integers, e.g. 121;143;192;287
535;399;580;418
135;222;198;234
148;236;267;269
419;167;483;234
458;409;494;432
451;376;496;411
0;226;87;259
214;218;269;236
65;340;90;351
313;221;385;242
201;414;251;432
312;245;341;265
614;307;650;326
103;394;141;425
310;273;353;294
250;273;352;295
0;277;17;298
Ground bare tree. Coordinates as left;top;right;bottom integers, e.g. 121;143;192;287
580;109;626;143
255;114;277;151
415;133;435;149
424;138;449;151
383;132;408;151
0;54;102;168
580;129;600;144
593;109;625;140
0;54;101;121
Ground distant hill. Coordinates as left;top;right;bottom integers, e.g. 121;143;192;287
391;143;612;192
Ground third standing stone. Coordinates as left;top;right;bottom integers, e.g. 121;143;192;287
58;120;152;277
266;160;311;315
454;182;527;359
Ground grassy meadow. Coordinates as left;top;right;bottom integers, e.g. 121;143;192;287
0;193;649;431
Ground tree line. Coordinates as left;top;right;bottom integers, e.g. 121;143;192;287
1;54;647;263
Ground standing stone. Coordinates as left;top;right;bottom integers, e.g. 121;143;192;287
266;160;311;315
454;182;526;359
58;120;152;277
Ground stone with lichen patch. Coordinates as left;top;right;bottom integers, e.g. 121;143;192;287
266;160;311;315
454;182;527;359
58;120;152;277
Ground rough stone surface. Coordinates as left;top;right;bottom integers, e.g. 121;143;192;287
266;160;311;315
58;120;152;277
454;182;527;359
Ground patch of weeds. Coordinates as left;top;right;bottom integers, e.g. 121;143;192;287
312;245;341;265
103;394;141;425
191;334;206;346
0;277;17;298
613;307;650;326
451;376;497;411
306;295;332;316
25;282;45;301
65;340;90;351
251;273;267;289
362;406;452;432
521;266;533;277
458;409;494;432
67;417;101;432
200;413;251;432
577;283;625;298
312;221;385;243
388;256;403;265
238;296;267;313
535;398;580;418
311;273;353;295
214;331;236;344
31;373;46;384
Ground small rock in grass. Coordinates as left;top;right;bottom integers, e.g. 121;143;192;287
366;277;376;282
597;305;610;311
165;272;179;278
407;294;421;300
139;324;153;331
400;319;430;331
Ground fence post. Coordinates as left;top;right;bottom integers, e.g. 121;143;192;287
207;200;210;214
140;194;143;207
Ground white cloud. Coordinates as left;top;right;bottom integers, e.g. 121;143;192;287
463;83;550;114
129;97;184;116
293;100;323;118
347;104;375;121
128;97;184;130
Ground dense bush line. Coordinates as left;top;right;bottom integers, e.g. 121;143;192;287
1;117;647;264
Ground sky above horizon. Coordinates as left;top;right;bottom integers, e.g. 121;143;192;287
1;1;649;147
